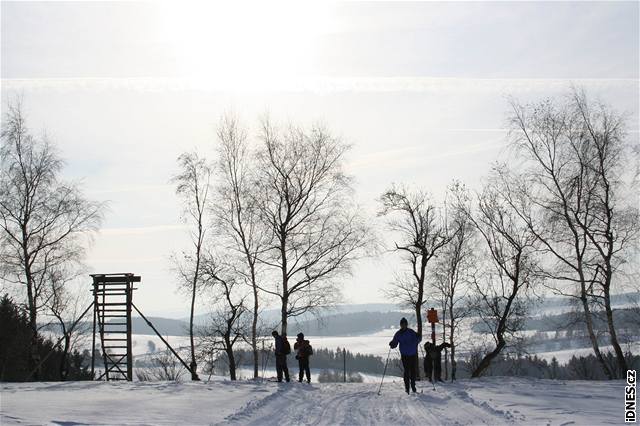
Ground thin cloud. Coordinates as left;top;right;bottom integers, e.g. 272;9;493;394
87;183;173;196
98;224;187;236
87;256;165;264
2;76;637;94
350;139;507;171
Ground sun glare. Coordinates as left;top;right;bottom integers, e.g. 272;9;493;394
158;1;335;90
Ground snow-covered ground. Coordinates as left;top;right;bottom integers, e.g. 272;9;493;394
535;341;640;364
0;377;626;425
132;331;640;365
130;333;397;359
232;367;385;383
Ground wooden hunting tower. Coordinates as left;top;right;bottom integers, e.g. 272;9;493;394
91;273;140;381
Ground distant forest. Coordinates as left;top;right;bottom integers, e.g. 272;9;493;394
472;308;639;334
193;344;640;382
40;304;639;341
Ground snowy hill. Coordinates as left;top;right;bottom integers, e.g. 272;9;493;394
103;294;637;338
0;377;624;425
187;303;403;328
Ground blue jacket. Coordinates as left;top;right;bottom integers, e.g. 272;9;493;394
389;328;421;356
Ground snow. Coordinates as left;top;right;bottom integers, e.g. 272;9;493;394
233;367;385;383
129;333;395;358
535;341;640;364
1;377;625;425
0;379;276;425
299;335;394;358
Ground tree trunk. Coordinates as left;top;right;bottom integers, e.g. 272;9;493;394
252;273;259;378
450;343;456;382
57;319;69;381
23;248;40;380
280;236;288;336
281;296;288;336
226;344;237;381
603;281;628;377
597;138;627;378
414;303;423;339
449;294;456;382
60;334;70;381
413;256;429;381
415;256;427;338
414;286;424;380
471;339;505;378
579;278;613;379
189;275;200;381
472;280;517;378
442;313;448;381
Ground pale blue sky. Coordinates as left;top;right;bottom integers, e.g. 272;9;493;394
1;1;638;317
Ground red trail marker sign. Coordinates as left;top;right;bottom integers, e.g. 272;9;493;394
427;308;438;344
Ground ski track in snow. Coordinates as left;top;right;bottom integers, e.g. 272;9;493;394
222;381;514;426
1;377;625;425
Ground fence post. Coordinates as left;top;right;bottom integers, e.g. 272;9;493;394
343;348;346;382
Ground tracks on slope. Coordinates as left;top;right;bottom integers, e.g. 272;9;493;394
220;382;516;426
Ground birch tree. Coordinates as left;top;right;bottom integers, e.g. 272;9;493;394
213;114;267;378
255;119;369;335
379;185;451;337
0;101;103;378
508;89;639;378
465;171;539;378
171;152;212;381
198;253;248;381
433;182;476;381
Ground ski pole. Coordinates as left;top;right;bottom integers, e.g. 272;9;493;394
432;361;436;392
262;346;272;381
377;347;392;396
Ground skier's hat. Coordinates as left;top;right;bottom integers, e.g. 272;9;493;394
400;317;408;326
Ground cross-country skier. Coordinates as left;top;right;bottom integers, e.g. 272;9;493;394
294;333;313;383
272;330;290;382
424;341;452;382
389;317;422;394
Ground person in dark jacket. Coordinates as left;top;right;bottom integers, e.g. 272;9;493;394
272;330;290;382
424;341;452;382
294;333;313;383
389;317;422;394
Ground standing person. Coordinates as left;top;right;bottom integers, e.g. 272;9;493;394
272;330;290;382
294;333;313;383
424;341;452;382
389;317;422;394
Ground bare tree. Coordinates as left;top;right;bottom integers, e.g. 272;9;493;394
432;181;476;381
571;91;638;376
379;185;451;337
0;101;104;378
213;114;268;379
465;171;539;378
508;89;639;378
198;253;248;381
254;119;370;335
138;350;185;382
171;152;212;381
45;268;92;380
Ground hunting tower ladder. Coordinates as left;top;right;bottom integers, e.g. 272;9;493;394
26;272;195;381
91;273;140;381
